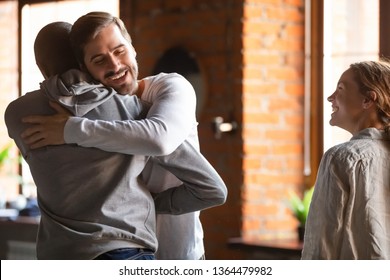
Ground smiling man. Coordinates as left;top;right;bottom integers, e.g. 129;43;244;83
19;12;221;260
76;18;139;95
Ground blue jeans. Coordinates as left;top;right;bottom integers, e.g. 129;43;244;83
95;248;155;260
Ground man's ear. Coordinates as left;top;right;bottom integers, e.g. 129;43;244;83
362;91;377;109
80;63;87;72
132;46;137;57
36;62;49;79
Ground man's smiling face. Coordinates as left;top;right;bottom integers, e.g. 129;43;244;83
82;22;139;95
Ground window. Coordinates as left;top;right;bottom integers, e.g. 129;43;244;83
322;0;379;152
306;0;379;186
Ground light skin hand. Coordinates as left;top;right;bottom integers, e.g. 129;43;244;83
21;101;71;149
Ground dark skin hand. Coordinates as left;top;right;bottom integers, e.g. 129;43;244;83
21;101;71;149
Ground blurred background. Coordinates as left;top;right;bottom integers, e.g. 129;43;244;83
0;0;385;259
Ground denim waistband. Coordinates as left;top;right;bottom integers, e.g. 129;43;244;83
95;248;155;260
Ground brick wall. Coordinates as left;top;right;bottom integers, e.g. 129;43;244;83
122;0;305;259
241;0;305;241
0;1;20;200
0;1;18;140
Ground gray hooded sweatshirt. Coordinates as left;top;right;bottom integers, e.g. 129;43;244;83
4;69;227;259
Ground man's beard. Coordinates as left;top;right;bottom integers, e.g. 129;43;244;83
108;64;139;95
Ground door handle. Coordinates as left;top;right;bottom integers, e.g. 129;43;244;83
212;116;237;139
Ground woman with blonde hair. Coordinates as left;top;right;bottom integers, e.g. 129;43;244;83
302;60;390;259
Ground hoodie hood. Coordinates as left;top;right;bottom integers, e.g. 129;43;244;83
40;69;115;117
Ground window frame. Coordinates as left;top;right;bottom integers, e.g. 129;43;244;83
305;0;324;188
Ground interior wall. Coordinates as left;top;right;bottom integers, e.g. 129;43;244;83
121;0;306;259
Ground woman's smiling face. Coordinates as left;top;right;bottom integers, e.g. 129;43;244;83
327;68;368;134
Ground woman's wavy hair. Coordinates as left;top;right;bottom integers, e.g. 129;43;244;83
350;59;390;132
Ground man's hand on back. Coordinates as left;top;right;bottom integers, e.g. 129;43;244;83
21;101;71;149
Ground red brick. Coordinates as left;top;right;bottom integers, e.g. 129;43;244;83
285;82;304;96
243;144;270;155
243;157;262;170
243;21;282;36
243;52;280;66
242;83;279;95
243;5;263;19
269;96;303;111
243;112;280;124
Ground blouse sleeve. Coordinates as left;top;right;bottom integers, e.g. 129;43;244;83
301;148;351;259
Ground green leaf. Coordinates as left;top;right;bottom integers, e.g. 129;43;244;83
0;144;12;167
288;186;314;225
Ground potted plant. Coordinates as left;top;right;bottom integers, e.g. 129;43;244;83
289;186;314;241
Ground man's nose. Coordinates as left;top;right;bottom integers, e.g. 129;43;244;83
107;55;121;71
